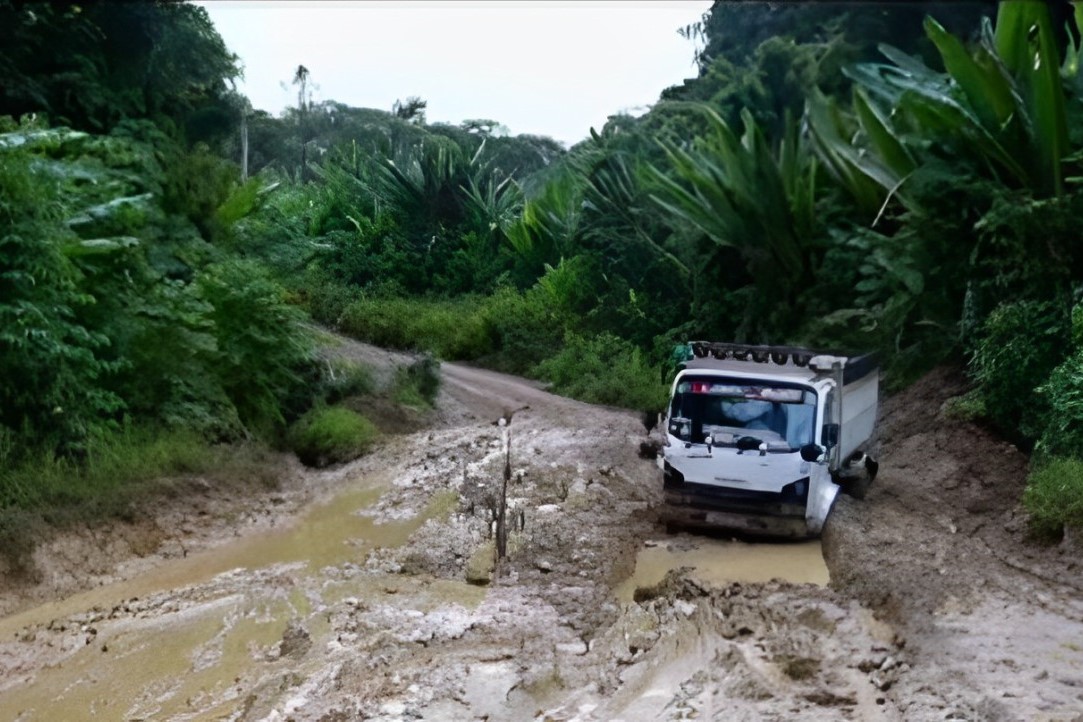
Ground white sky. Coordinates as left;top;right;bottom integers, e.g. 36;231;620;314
197;0;712;146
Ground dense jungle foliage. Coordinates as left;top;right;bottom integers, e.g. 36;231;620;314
4;0;1083;537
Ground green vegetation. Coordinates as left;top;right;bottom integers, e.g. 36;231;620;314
289;407;378;468
321;358;376;404
1024;459;1083;538
1036;351;1083;461
392;355;442;409
0;427;213;513
0;426;279;573
4;0;1083;548
337;296;493;360
536;334;668;411
968;300;1070;445
0;120;322;451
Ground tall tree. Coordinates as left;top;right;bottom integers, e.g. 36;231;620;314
292;64;312;180
392;96;427;124
0;1;240;138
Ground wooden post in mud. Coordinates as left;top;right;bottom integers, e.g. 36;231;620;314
496;426;511;563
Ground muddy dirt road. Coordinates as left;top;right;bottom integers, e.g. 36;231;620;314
1;346;1082;720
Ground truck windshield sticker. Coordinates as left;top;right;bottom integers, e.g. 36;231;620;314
680;381;803;403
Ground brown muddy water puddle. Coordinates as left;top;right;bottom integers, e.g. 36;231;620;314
2;475;402;632
614;536;829;602
0;471;484;722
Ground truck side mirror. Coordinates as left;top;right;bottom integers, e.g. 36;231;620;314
821;423;839;448
800;443;824;462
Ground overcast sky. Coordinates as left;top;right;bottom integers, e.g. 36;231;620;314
196;1;713;146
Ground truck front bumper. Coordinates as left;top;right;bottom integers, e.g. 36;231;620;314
662;477;813;538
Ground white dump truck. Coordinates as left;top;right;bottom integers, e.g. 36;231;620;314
660;341;879;538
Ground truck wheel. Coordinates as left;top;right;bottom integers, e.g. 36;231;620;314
837;452;875;500
845;475;871;500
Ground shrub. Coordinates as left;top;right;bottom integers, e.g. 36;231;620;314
481;286;564;374
228;175;320;279
1023;458;1083;539
288;406;378;468
0;142;119;456
338;296;493;360
321;358;375;404
304;270;362;328
197;259;319;438
392;355;442;408
161;143;237;242
312;213;412;290
968;299;1069;444
1034;351;1083;460
534;332;667;411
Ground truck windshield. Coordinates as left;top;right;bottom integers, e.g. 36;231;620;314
667;376;816;451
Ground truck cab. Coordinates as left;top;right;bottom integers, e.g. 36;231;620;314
660;342;878;538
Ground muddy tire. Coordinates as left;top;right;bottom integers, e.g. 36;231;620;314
844;475;871;500
837;452;876;500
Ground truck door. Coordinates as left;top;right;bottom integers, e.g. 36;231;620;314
806;386;842;533
821;387;841;469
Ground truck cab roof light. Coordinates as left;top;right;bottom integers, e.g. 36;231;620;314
685;341;878;383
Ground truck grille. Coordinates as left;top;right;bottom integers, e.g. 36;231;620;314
663;476;809;517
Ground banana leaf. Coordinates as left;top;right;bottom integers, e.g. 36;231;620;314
647;105;814;285
806;89;914;219
853;87;917;179
925;16;1015;133
993;0;1068;195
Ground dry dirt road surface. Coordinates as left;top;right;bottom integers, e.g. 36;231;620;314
1;342;1082;721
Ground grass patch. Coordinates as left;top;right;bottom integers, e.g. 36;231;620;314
338;296;494;360
0;425;282;575
534;332;668;411
392;355;442;409
289;406;378;468
0;426;216;513
941;390;986;422
327;285;567;376
321;357;376;404
1023;457;1083;539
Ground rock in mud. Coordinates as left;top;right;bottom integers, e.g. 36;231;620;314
465;541;495;585
279;620;312;659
